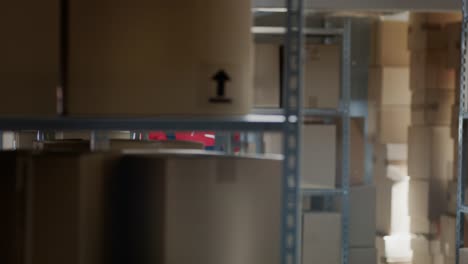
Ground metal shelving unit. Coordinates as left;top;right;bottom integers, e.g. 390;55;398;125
456;1;468;263
0;1;353;264
254;14;353;264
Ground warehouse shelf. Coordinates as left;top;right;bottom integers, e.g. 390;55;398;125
253;14;352;264
302;188;344;196
0;1;352;264
0;115;286;132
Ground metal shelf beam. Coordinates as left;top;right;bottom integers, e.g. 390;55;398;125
253;108;343;117
253;26;344;36
302;188;344;196
0;115;286;132
460;205;468;214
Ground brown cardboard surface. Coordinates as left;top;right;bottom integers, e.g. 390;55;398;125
410;51;457;91
0;1;59;116
377;106;411;144
375;176;430;235
336;119;365;186
407;126;454;219
116;154;282;264
0;152;32;264
350;186;376;247
68;0;253;116
27;152;283;264
447;22;462;69
461;248;468;264
349;248;377;264
368;66;411;106
28;153;118;264
408;126;454;179
254;44;281;107
301;124;336;188
408;12;462;51
440;215;456;257
411;89;455;125
304;44;340;109
371;21;410;66
302;213;341;264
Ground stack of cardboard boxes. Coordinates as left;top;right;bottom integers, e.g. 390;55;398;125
369;19;428;263
407;12;462;264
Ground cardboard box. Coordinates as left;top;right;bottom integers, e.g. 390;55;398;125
377;106;411;144
336;118;366;186
440;215;456;257
411;89;455;125
350;185;376;247
302;125;336;188
408;126;454;180
370;21;410;66
368;104;410;144
376;177;430;235
28;152;119;264
410;51;457;90
0;1;59;116
447;22;462;69
335;185;376;247
30;152;283;264
408;13;462;51
349;248;377;264
302;213;341;264
432;255;444;264
368;67;411;106
375;236;386;264
461;248;468;264
254;44;281;107
411;236;431;264
374;143;408;163
263;132;282;154
407;126;454;218
68;0;253;116
383;235;412;261
304;44;340;109
2;132;15;150
0;152;32;264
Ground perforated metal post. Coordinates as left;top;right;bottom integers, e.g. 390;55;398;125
340;19;352;264
456;5;468;263
281;0;304;264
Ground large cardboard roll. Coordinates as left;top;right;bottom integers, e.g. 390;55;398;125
0;1;59;116
68;0;253;116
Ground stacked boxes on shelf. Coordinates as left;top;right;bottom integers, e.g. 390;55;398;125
1;150;286;264
369;18;421;263
407;12;462;264
368;19;411;144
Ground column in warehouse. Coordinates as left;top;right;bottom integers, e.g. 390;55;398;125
407;12;462;264
368;15;430;264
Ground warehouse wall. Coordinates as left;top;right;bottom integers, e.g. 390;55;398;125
253;0;460;11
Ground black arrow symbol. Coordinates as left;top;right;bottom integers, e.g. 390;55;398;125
210;70;232;104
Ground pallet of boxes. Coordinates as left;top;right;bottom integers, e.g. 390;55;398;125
369;17;432;264
407;12;464;264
